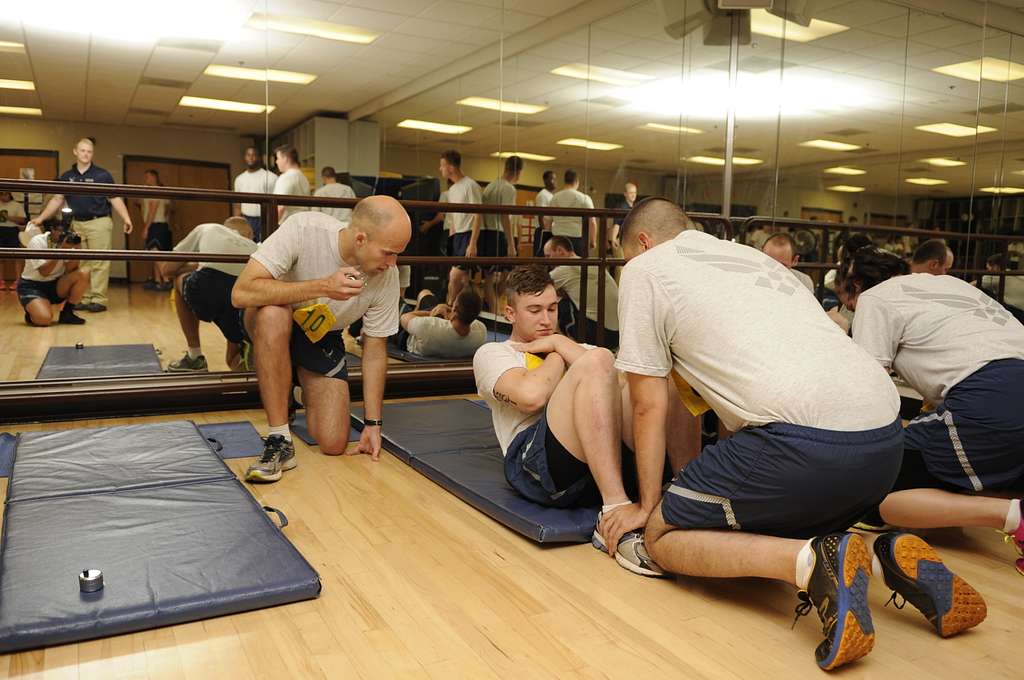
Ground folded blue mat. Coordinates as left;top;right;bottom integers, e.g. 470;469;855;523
36;344;163;379
351;399;598;543
197;421;264;459
0;433;13;478
290;412;361;447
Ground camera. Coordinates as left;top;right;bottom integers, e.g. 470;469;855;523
53;207;82;246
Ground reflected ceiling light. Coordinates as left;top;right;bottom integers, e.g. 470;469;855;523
557;138;623;151
915;123;996;137
0;41;25;53
827;185;866;192
905;178;948;186
684;155;763;166
491;151;556;162
0;79;35;91
204;65;317;85
397;119;471;134
248;12;378;44
551;63;654;86
642;122;703;134
457;97;547;115
800;139;861;151
922;157;967;167
0;105;42;116
824;166;865;175
980;186;1024;194
179;96;273;114
933;58;1024;83
749;9;849;43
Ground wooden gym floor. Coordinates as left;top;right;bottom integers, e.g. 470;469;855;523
0;404;1020;679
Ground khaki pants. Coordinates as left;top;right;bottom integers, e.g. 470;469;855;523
74;216;113;306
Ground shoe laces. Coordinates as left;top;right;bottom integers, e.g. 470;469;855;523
792;591;814;629
259;436;286;464
884;591;907;610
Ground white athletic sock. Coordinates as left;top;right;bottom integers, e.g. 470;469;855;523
1004;499;1021;533
601;499;632;514
187;347;202;359
268;424;292;442
795;539;815;590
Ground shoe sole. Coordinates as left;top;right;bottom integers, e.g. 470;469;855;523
819;534;875;671
890;534;987;637
245;456;297;483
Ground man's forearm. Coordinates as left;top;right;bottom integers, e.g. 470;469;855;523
111;198;132;223
469;215;481;246
502;215;515;251
35;195;63;223
233;276;328;308
361;336;388;420
633;401;668;511
553;336;588;365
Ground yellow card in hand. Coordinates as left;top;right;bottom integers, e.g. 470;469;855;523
671;370;711;417
293;303;336;344
524;352;544;371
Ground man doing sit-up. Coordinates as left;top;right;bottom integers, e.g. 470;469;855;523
394;288;487;359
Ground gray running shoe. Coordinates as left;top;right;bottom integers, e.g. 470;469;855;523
615;532;667;578
167;353;208;372
245;435;296;483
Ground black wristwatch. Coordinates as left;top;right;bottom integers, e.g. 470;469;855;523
364;418;383;427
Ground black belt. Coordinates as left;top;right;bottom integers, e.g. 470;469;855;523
73;213;111;221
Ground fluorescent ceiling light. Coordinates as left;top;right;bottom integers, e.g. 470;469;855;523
824;166;865;176
933;58;1024;83
457;97;547;115
915;122;997;137
905;178;948;186
827;185;866;193
204;65;317;85
397;119;471;135
490;151;556;162
684;155;763;166
0;41;25;53
922;157;967;167
980;186;1024;194
642;122;703;134
749;9;849;43
800;139;861;151
248;12;378;44
0;105;42;116
0;79;34;91
551;63;654;86
557;138;623;151
179;96;273;114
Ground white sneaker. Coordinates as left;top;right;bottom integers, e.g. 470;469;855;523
615;532;667;578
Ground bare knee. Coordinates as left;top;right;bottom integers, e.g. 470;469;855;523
574;347;615;378
316;431;349;456
644;503;673;562
254;305;292;339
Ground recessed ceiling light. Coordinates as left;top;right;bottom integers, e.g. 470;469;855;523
551;63;654;86
0;41;25;53
0;79;35;91
980;186;1024;194
827;185;867;193
800;139;861;151
397;119;472;135
824;166;866;175
248;12;378;44
0;105;42;116
179;96;273;114
642;122;703;134
457;97;547;115
684;155;763;166
915;123;997;137
204;65;317;85
905;177;949;186
933;58;1024;83
490;151;556;162
921;157;967;167
749;9;849;43
557;138;623;151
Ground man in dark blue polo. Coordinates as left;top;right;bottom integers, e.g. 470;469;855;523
32;137;133;312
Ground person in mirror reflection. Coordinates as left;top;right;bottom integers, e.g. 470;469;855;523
272;144;311;226
391;288;487;359
313;166;356;227
977;253;1024;321
16;222;88;326
745;222;773;250
543;235;619;350
480;155;524;313
910;238;954;276
31;137;133;313
532;170;556;258
439;149;483;307
159;216;258;373
231;198;411;483
762;232;815;293
0;190;27;290
546;169;597;256
140;169;173;291
233;145;277;243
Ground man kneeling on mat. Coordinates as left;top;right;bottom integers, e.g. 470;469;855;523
392;288;487;359
473;266;699;575
233;197;411;482
603;198;984;671
159;216;257;372
17;221;88;326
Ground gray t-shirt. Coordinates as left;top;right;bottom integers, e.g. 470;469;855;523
550;264;619;330
790;268;815;292
853;273;1024;404
313;182;356;224
549;188;594;238
614;230;899;433
273;168;311;221
250;211;400;336
407;317;487;358
447;176;482;235
482;178;516;233
173;223;257;276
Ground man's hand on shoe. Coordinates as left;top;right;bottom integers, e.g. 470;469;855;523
599;503;651;557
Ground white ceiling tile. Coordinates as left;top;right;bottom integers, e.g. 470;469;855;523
145;46;215;82
328;6;413;32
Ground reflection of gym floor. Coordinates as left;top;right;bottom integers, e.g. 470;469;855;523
2;403;1022;676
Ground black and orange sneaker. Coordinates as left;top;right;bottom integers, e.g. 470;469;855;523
794;532;875;671
874;532;986;637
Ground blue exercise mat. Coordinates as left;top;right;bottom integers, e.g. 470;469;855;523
290;412;361;447
36;344;163;379
197;421;264;459
0;433;13;478
351;399;598;543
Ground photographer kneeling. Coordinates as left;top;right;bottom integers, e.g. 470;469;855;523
17;214;89;326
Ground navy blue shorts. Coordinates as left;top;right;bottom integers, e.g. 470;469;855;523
662;419;904;539
242;314;349;381
244;216;262;243
903;358;1024;491
452;230;506;273
504;413;597;509
145;222;172;251
182;268;244;344
16;277;63;308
